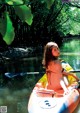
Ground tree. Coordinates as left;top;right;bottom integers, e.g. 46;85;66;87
60;0;80;36
62;0;80;8
0;0;80;46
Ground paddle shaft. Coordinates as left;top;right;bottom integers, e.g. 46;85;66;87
27;70;80;74
70;70;80;73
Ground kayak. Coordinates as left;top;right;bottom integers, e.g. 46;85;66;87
28;60;80;113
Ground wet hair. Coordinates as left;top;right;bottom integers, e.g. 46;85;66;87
42;42;58;68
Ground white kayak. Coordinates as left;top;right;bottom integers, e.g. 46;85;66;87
28;60;80;113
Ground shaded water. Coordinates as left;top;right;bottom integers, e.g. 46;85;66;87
0;57;44;113
0;39;80;113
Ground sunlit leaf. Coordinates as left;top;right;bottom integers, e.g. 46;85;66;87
5;0;14;5
5;0;23;5
0;12;15;45
70;22;80;35
14;4;33;25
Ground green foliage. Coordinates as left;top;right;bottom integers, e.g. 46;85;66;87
3;12;15;45
14;5;33;25
29;0;63;44
6;0;33;25
67;7;80;35
0;0;80;45
55;4;80;36
0;0;33;45
6;0;23;5
0;12;15;45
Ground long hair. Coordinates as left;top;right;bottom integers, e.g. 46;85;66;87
42;42;58;68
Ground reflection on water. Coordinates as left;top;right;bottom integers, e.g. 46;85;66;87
0;79;35;113
0;54;80;113
0;88;30;113
0;57;43;113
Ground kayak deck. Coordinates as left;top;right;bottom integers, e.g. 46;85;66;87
28;86;80;113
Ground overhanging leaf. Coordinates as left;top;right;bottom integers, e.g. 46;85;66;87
5;0;23;5
2;0;33;25
14;4;33;25
0;12;15;45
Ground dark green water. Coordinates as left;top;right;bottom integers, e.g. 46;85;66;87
0;57;43;113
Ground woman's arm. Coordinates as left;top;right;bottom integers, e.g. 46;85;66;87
62;71;79;81
60;79;69;94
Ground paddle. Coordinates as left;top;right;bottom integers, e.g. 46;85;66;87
4;71;45;78
69;70;80;73
4;70;80;78
65;70;80;81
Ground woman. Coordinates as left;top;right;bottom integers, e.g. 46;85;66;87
42;42;79;93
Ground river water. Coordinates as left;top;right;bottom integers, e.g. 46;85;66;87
0;39;80;113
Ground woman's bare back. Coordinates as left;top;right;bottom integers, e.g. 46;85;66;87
46;60;63;91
